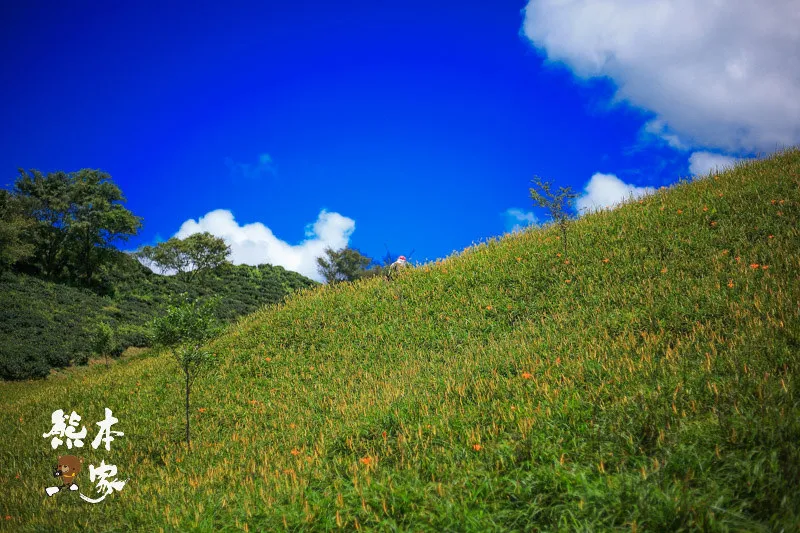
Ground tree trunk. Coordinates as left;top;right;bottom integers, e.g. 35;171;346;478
185;367;191;450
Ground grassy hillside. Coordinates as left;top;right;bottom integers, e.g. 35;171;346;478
1;149;798;531
0;257;318;380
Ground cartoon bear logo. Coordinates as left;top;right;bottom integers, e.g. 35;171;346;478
45;455;83;497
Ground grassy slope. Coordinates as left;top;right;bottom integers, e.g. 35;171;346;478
1;150;798;531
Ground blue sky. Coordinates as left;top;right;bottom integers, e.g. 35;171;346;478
2;1;797;281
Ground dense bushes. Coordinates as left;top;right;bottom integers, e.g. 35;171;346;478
0;259;317;380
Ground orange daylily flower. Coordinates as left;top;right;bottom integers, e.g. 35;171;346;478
486;305;493;311
661;267;668;273
710;221;717;227
565;279;571;284
727;280;734;288
472;444;482;451
564;260;570;264
265;357;271;362
677;209;683;214
702;206;708;212
516;257;522;262
768;235;774;239
750;263;760;269
198;408;207;413
556;253;562;257
761;265;769;270
291;449;301;456
521;372;533;379
360;457;373;465
602;258;609;263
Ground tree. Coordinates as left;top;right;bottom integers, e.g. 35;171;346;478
137;238;186;275
12;168;143;285
151;297;221;449
90;321;115;369
137;233;230;280
0;189;36;271
181;232;231;280
316;247;373;284
529;177;578;257
65;169;143;285
12;170;73;278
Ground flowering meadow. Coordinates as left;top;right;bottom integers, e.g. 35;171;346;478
1;149;798;531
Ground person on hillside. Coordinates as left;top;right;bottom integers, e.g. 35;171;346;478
384;255;408;281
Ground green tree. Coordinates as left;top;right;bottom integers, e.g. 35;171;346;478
65;169;143;285
12;168;142;285
137;233;230;280
12;170;73;278
151;297;221;449
316;247;373;284
529;176;578;257
90;321;115;369
137;238;187;275
0;189;36;271
181;232;231;280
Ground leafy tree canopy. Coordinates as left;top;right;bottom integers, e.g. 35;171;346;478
0;189;36;271
316;246;374;284
10;168;142;285
137;232;231;279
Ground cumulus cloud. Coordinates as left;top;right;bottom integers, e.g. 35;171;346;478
174;209;355;282
522;0;800;153
503;208;539;233
576;173;655;216
225;153;276;179
688;151;742;177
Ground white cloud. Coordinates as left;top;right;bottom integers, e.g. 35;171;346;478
174;209;355;282
688;151;742;177
522;0;800;153
503;208;539;233
576;172;655;215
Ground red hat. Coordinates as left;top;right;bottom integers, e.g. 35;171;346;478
398;256;406;261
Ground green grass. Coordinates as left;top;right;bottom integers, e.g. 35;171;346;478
1;149;799;531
